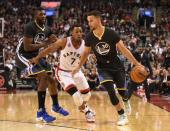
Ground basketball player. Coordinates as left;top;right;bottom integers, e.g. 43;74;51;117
30;25;95;122
16;8;69;123
71;11;144;126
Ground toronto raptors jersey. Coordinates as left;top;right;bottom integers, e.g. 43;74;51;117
59;37;85;70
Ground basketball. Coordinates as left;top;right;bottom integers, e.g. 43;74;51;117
130;65;149;83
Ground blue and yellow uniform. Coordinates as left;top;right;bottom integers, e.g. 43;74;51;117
16;21;52;77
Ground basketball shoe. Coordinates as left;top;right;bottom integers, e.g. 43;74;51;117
81;105;95;123
117;113;128;126
36;108;56;123
52;105;69;116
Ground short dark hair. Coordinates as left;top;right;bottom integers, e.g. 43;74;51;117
87;10;101;18
67;23;82;36
69;23;82;32
34;7;44;17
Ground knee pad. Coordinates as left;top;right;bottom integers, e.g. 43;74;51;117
72;91;83;107
67;86;78;96
102;81;114;92
66;86;83;106
81;92;91;102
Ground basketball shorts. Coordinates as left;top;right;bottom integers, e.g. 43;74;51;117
97;68;127;90
16;55;52;78
55;67;90;93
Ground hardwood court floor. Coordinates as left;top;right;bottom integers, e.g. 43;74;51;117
0;91;169;131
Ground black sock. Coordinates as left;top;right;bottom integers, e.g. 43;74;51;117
51;94;59;106
38;91;46;109
118;109;125;115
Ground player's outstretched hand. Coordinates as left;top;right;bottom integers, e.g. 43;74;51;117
48;34;58;43
29;56;40;65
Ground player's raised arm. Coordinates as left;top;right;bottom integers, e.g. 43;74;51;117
116;40;141;66
39;39;65;57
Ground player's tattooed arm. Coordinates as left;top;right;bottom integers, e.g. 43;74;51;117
30;38;66;64
48;34;58;43
23;36;48;52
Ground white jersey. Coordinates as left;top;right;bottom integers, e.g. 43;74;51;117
59;37;85;70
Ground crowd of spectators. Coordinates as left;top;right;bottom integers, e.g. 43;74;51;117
0;0;170;97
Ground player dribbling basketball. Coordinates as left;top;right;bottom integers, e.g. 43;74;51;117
72;10;145;126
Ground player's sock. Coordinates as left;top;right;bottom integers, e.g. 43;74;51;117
51;94;59;106
38;91;46;109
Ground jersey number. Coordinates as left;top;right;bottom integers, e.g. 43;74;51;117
71;58;76;65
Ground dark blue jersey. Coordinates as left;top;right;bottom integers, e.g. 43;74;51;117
85;27;124;70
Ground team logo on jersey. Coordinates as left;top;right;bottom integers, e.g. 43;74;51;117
63;52;81;58
95;42;110;55
34;33;46;43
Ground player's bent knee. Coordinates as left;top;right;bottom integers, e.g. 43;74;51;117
102;81;119;105
72;91;84;107
66;87;83;106
102;81;115;93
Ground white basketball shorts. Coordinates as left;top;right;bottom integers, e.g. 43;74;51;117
55;67;90;93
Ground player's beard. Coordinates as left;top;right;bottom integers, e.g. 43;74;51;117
89;25;95;31
40;20;46;26
36;21;43;27
36;18;46;26
89;26;94;31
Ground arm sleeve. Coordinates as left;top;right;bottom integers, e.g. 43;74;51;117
24;24;34;38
